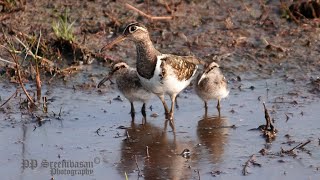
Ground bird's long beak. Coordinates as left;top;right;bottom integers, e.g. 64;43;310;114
101;35;127;52
97;73;113;88
198;73;206;85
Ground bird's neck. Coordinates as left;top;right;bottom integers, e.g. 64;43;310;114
135;39;160;79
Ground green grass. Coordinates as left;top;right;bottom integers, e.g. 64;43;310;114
52;9;75;42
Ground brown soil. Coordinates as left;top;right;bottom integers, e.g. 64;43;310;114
1;1;319;81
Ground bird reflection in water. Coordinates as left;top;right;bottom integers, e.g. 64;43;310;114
197;113;230;165
117;121;194;180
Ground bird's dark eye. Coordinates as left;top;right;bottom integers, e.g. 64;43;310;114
120;65;125;68
207;66;217;73
129;26;137;33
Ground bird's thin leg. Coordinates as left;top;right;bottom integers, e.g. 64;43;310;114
204;101;208;118
204;101;208;109
158;94;169;118
216;99;221;116
175;94;179;109
130;102;135;121
168;94;177;121
141;103;147;124
164;120;176;132
164;119;168;131
168;119;176;132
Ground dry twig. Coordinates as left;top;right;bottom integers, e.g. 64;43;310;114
280;0;300;24
35;30;42;101
0;56;16;65
125;3;172;21
3;36;34;106
262;37;287;53
260;102;277;141
242;154;261;176
135;155;142;176
242;154;254;176
11;53;35;106
57;65;83;75
14;36;55;67
282;140;311;154
0;89;19;107
146;146;150;158
103;11;121;27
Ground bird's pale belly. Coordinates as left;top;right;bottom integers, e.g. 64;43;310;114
138;64;194;96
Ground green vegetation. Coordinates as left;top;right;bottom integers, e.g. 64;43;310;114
52;9;76;42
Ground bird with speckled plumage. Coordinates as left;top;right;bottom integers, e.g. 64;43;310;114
102;22;203;121
195;61;229;115
98;62;152;121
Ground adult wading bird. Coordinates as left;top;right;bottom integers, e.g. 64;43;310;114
102;22;203;121
98;62;152;121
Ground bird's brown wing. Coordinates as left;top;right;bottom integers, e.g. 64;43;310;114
118;70;144;90
159;55;198;81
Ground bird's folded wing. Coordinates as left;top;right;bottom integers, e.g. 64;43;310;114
160;55;199;81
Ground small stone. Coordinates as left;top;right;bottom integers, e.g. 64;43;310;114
150;113;159;118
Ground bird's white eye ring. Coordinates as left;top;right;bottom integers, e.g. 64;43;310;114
129;26;137;33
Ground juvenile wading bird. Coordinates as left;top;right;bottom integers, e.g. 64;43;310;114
102;22;202;121
98;62;152;121
195;61;229;115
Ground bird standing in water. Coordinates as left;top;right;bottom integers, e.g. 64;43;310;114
195;61;229;115
103;22;201;121
98;62;152;121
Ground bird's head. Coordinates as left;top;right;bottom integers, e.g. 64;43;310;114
101;22;149;50
111;62;129;75
204;61;220;74
97;62;129;88
198;62;220;85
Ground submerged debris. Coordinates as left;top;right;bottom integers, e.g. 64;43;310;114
146;146;150;158
150;113;159;118
256;103;277;142
95;128;103;136
242;154;261;176
180;148;191;159
113;95;123;102
309;77;320;94
281;140;311;157
211;170;223;177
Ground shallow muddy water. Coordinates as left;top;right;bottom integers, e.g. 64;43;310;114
1;70;320;180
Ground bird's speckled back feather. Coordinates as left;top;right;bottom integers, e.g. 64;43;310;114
159;54;198;81
113;64;152;103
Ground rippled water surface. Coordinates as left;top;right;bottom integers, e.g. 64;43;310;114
1;72;319;180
